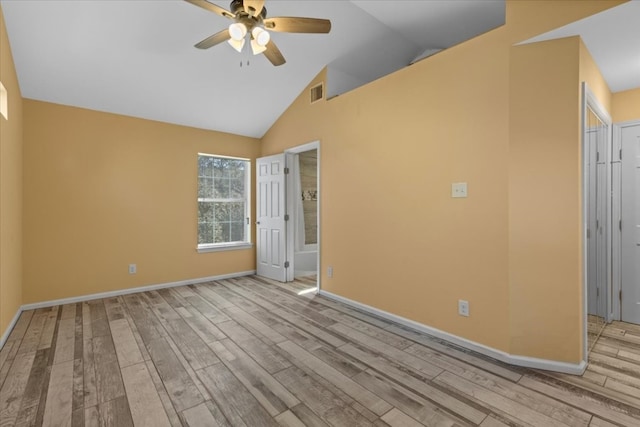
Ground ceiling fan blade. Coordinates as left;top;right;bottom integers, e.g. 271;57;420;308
263;40;286;66
184;0;235;19
264;17;331;33
243;0;265;17
195;29;231;49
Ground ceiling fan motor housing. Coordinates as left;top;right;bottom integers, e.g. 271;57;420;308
230;0;267;19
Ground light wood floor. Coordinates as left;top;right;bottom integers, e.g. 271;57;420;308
1;276;640;427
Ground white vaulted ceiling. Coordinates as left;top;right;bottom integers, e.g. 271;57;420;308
520;0;640;93
0;0;505;137
1;1;636;138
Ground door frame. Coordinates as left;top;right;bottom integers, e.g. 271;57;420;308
612;119;640;321
581;82;613;361
285;141;321;293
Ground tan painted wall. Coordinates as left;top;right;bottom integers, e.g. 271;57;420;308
508;36;613;363
509;37;583;361
261;1;623;363
580;41;613;114
612;88;640;122
23;101;260;303
0;5;23;339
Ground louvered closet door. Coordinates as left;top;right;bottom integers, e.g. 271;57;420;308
621;123;640;324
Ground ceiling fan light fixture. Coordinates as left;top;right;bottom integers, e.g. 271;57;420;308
250;38;267;55
228;22;247;41
252;26;270;47
228;37;245;53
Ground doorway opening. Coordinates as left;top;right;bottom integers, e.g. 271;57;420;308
286;141;320;294
290;150;318;277
582;83;612;357
255;142;320;293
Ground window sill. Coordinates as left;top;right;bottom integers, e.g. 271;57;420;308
197;243;253;253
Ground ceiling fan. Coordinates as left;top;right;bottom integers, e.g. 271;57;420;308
185;0;332;66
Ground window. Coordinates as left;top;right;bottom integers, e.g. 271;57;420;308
197;154;251;251
0;81;7;120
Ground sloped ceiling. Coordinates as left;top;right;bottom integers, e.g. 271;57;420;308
3;1;637;138
1;0;508;137
520;0;640;93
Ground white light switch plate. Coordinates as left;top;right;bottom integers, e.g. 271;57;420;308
458;300;469;317
452;182;468;198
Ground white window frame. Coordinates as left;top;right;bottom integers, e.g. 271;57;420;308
197;153;252;253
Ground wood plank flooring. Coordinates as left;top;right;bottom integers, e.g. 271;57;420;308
1;275;640;426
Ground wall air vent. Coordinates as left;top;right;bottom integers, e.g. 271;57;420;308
310;83;324;104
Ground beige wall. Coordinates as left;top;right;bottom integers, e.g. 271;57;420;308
507;36;613;362
580;40;613;114
0;5;23;339
23;101;260;303
612;88;640;122
509;36;584;361
261;0;623;363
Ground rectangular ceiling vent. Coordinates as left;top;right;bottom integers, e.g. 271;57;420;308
310;83;324;104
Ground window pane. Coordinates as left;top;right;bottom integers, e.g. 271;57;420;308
229;161;246;178
214;202;230;223
229;178;244;199
214;178;229;199
215;222;230;243
198;156;213;177
198;202;213;222
229;202;244;221
198;223;213;244
214;158;227;178
198;177;213;199
230;222;245;242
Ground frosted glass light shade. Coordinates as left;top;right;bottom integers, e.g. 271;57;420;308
229;23;247;41
252;27;270;46
228;38;245;52
251;39;267;55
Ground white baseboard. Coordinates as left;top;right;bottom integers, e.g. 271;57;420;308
21;270;256;311
0;270;256;349
0;309;23;350
319;290;587;375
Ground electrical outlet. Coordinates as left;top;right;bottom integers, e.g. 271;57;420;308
327;266;333;278
129;264;137;274
458;300;469;317
451;182;468;198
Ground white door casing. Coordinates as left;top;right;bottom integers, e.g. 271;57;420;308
621;123;640;324
256;154;287;282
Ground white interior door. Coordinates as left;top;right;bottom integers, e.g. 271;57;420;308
256;154;287;282
587;128;598;315
621;123;640;324
585;113;608;321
